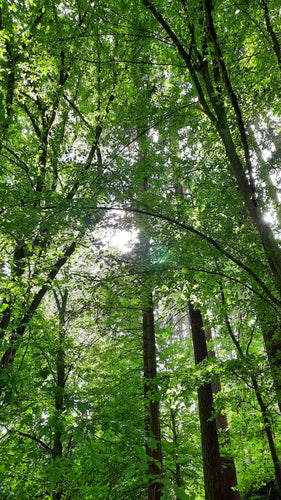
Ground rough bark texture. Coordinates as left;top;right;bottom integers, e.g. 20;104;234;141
143;293;163;500
188;302;224;500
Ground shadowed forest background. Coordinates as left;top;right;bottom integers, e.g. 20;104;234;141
1;1;281;498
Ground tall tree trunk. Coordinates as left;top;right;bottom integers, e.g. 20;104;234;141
202;0;281;294
136;113;164;498
143;293;163;500
142;0;281;411
52;289;68;500
205;329;240;499
188;301;224;500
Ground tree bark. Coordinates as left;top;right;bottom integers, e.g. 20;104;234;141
52;288;68;500
205;329;240;499
188;301;224;500
143;293;163;500
135;115;164;498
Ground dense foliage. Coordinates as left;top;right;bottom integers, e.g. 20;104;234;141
1;0;281;498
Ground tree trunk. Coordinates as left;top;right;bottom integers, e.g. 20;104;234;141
52;289;68;500
170;407;182;500
143;293;163;500
202;0;281;295
216;121;281;297
188;301;224;500
142;0;281;411
136;116;164;498
205;329;240;499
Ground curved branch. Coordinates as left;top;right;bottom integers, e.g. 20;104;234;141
95;205;281;307
142;0;216;123
0;425;52;454
203;0;255;191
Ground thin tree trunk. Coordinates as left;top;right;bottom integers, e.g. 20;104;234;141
221;290;281;494
136;115;164;498
170;407;182;499
52;289;68;500
261;0;281;71
143;293;163;500
205;329;240;499
202;0;281;407
262;318;281;412
252;377;281;495
0;80;115;374
188;301;224;500
0;241;77;371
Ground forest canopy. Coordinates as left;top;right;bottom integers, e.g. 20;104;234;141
1;0;281;499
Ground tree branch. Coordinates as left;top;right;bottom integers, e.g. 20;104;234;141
203;0;255;192
94;205;281;308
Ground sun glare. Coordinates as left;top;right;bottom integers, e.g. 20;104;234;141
107;229;139;253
